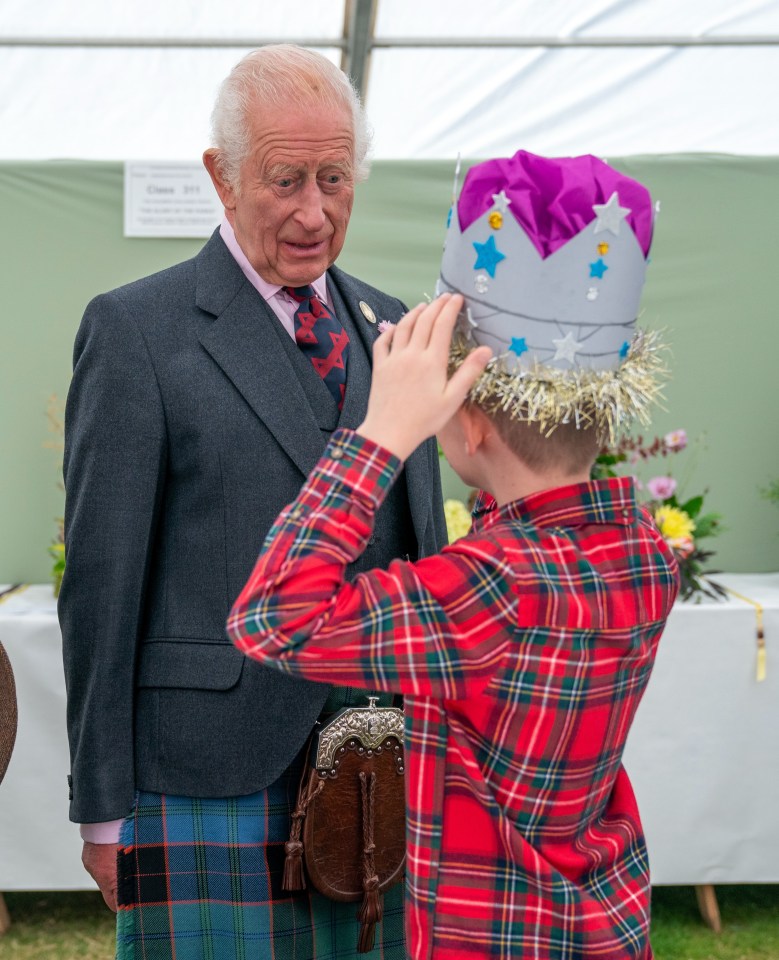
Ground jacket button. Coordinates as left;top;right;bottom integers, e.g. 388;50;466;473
331;448;344;460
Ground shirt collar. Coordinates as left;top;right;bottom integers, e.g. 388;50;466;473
219;217;328;303
473;477;638;533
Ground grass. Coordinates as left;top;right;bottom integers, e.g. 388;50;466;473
0;892;114;959
651;886;779;960
0;886;776;959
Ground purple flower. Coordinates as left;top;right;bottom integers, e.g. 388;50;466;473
664;429;687;452
377;320;395;334
647;475;677;500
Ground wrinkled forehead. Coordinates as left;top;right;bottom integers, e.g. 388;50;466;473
245;96;354;164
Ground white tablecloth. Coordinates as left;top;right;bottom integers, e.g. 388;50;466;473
622;572;779;885
1;576;778;890
0;584;89;889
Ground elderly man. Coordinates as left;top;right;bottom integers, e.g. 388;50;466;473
60;45;446;959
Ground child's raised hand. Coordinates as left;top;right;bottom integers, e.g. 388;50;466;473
356;294;492;461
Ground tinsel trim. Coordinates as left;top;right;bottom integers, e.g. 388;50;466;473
450;327;668;445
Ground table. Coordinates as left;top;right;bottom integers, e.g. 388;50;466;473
622;572;779;888
1;576;778;898
0;585;88;892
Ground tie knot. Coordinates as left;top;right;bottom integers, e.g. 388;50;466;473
283;285;315;302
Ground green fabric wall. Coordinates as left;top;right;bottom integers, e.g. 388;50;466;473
1;157;777;584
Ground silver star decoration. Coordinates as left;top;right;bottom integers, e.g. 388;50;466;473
491;190;512;213
474;273;489;293
552;331;584;363
592;191;631;236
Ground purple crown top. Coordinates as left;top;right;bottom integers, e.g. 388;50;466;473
457;150;653;258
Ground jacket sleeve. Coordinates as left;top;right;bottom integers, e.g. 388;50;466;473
426;435;449;553
59;292;167;823
228;429;514;701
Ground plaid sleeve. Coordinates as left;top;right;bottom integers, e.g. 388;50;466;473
227;428;514;699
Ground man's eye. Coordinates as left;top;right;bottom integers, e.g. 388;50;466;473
277;178;294;189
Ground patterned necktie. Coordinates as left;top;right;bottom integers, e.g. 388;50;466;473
284;285;350;411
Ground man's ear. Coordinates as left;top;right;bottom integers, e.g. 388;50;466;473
203;149;236;212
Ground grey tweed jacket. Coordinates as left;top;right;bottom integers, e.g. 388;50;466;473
60;230;447;824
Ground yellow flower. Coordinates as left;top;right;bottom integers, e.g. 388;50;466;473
444;499;472;542
654;505;696;542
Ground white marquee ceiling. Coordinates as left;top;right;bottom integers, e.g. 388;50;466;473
1;0;777;161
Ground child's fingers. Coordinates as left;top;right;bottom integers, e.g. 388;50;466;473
409;293;457;349
427;294;464;354
445;346;492;403
391;302;426;350
372;324;396;364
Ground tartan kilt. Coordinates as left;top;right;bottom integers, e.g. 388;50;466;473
115;689;405;960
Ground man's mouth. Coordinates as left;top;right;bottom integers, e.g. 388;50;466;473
282;239;330;257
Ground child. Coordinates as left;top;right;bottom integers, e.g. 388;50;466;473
228;151;679;960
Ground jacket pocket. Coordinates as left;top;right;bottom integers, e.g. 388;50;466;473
137;639;245;691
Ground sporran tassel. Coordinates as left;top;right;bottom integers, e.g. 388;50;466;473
282;776;324;891
357;770;382;953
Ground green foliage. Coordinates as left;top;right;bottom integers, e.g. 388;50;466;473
761;478;779;508
48;519;65;597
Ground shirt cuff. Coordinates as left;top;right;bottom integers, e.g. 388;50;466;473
80;819;124;844
315;429;403;510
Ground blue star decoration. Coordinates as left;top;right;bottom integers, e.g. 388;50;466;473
510;337;528;357
589;258;609;279
472;235;506;278
619;341;630;359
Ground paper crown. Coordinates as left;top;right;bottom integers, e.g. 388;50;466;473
438;150;665;438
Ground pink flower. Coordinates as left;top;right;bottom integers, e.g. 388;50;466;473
647;475;677;500
664;429;687;452
668;535;695;559
377;320;395;334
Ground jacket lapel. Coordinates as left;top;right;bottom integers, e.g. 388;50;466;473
195;238;434;549
196;233;327;479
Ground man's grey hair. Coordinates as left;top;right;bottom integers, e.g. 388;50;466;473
210;45;372;191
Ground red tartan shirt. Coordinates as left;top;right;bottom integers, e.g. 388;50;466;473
228;429;679;960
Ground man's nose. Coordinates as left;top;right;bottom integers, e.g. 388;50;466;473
293;180;327;232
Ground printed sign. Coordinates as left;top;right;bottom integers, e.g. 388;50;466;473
124;162;222;237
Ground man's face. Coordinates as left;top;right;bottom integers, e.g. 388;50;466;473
209;99;355;287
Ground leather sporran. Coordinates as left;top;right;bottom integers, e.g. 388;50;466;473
283;697;406;953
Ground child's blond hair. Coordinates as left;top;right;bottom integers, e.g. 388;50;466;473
480;404;601;476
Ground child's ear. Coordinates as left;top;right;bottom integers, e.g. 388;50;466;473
459;405;492;456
